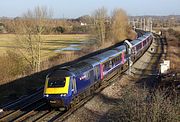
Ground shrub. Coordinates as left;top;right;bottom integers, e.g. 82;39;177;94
0;51;27;83
53;26;65;34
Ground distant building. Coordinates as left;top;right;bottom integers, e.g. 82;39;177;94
80;22;87;26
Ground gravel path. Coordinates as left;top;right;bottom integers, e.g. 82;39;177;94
64;35;165;122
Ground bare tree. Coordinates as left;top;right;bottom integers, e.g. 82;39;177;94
92;7;107;45
14;6;52;72
111;8;129;43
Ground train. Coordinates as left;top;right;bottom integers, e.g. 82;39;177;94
43;32;153;110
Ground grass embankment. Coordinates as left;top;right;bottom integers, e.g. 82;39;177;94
164;29;180;70
104;84;180;122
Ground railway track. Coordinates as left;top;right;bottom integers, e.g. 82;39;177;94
0;67;121;122
0;88;44;121
34;72;121;122
0;98;44;122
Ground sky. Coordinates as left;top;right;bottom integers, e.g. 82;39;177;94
0;0;180;18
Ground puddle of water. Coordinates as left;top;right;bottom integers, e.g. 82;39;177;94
54;44;81;52
54;39;96;53
70;44;79;47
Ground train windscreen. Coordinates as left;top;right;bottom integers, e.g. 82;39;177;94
48;77;66;88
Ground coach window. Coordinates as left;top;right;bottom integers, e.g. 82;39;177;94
125;50;128;55
112;58;115;65
137;43;141;50
116;57;119;63
116;57;119;62
105;61;109;70
135;47;137;53
119;53;122;61
103;62;108;71
106;61;110;70
109;60;113;68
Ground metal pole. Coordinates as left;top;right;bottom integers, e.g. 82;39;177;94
144;18;146;31
150;19;153;32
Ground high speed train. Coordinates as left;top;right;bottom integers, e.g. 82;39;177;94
43;32;153;110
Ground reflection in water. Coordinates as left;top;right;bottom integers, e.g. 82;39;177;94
54;44;81;52
54;39;96;53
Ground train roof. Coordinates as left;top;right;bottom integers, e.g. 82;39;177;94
82;58;100;67
68;61;93;75
48;69;73;78
142;32;151;37
113;45;126;51
138;36;147;41
139;33;151;40
130;39;141;46
92;50;119;63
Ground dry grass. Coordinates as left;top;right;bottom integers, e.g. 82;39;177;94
0;51;27;83
42;34;89;40
104;84;180;122
0;33;92;84
172;26;180;32
164;29;180;70
0;34;90;59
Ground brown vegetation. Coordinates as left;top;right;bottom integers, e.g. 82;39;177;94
164;29;180;70
111;8;129;43
90;7;136;48
0;51;26;83
91;7;107;45
104;84;180;122
13;6;52;72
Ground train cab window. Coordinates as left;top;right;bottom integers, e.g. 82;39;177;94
84;72;90;79
48;77;66;88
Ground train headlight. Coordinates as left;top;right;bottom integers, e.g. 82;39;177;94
60;94;67;97
44;94;49;97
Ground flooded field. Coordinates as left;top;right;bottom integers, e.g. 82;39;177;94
0;34;95;60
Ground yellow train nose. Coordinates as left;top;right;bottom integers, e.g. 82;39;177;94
44;77;70;94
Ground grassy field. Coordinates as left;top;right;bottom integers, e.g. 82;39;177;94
0;34;90;60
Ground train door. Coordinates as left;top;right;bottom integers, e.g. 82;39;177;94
72;77;77;95
90;70;94;83
94;66;100;81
